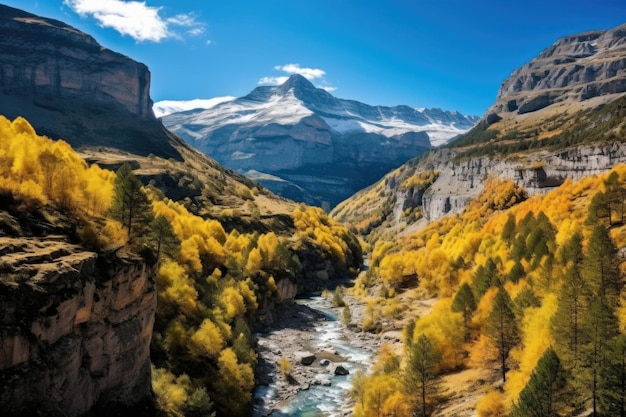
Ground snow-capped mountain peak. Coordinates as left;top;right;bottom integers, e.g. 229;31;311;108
158;77;478;207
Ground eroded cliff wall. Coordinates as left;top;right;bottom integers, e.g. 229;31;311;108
420;143;626;221
0;4;182;160
0;237;156;416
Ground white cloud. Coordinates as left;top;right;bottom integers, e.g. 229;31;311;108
258;64;336;91
258;76;290;85
64;0;205;42
274;64;325;81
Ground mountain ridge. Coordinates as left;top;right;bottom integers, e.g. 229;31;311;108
332;22;626;240
161;74;478;207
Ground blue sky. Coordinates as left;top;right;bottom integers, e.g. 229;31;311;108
3;1;626;116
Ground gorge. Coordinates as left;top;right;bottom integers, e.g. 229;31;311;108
2;3;626;417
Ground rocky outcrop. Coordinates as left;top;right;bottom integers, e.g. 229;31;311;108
419;143;626;221
0;237;156;416
489;23;626;115
0;5;182;160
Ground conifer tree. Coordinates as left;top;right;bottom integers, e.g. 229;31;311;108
150;215;180;263
111;163;153;240
509;347;566;417
473;258;501;298
551;263;586;369
582;225;620;306
501;213;516;242
551;233;585;369
404;334;441;417
589;171;626;227
485;288;520;383
581;297;620;417
451;282;477;342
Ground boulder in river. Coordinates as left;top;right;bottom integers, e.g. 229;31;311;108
331;364;350;376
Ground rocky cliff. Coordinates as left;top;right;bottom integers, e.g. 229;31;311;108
489;23;626;116
0;236;156;416
0;4;181;160
420;142;626;221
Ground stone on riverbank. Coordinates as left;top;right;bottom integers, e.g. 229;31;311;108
295;351;316;365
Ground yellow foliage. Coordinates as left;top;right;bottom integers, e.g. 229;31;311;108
468;334;499;369
414;298;464;370
472;287;499;328
362;164;626;415
189;319;226;359
400;169;440;191
505;293;558;402
354;374;404;417
217;348;255;395
372;343;400;375
476;389;508;417
101;219;128;247
279;357;292;377
0;115;113;215
381;391;413;417
219;286;246;320
293;204;360;271
152;367;189;417
157;261;199;316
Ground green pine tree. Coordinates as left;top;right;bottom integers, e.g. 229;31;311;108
582;225;620;306
150;215;179;263
509;347;567;417
485;288;520;384
110;162;153;240
451;282;477;342
473;258;501;298
404;333;441;417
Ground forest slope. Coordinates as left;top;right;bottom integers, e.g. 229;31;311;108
345;168;626;417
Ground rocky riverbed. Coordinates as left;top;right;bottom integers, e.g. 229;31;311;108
253;295;381;417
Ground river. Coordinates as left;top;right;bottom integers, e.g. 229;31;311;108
253;295;375;417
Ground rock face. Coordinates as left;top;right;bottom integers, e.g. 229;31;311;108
162;74;478;208
395;142;626;222
0;4;181;159
490;23;626;115
0;237;157;416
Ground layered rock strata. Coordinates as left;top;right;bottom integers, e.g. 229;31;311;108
489;23;626;115
417;142;626;221
0;237;156;416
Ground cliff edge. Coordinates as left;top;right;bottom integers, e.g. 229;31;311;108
0;204;157;416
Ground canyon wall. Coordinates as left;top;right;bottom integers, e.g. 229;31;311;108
419;143;626;221
0;237;156;416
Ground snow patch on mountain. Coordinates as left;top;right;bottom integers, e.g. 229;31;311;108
153;97;236;118
161;75;478;148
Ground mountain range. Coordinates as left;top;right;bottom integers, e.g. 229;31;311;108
159;74;478;208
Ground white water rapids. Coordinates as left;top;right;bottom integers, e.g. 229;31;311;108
253;296;374;417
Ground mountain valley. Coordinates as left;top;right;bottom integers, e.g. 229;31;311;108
1;3;626;417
